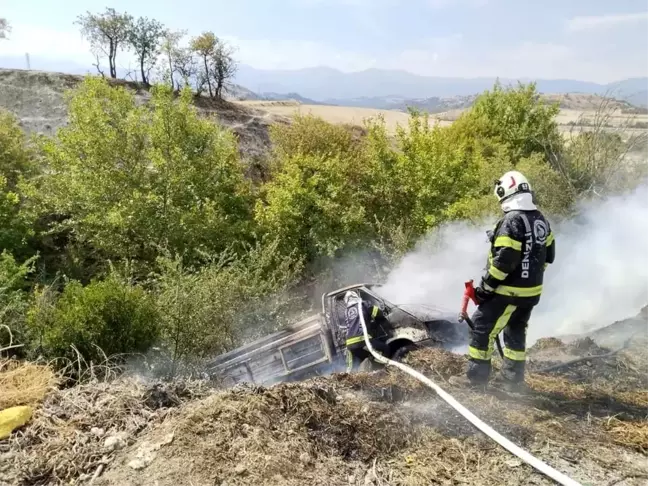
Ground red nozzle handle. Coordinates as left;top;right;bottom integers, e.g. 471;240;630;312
461;279;476;315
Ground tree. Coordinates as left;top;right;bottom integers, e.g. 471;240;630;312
214;40;237;99
256;115;373;262
76;8;133;78
190;32;217;98
173;47;201;92
160;29;186;91
0;18;10;39
127;16;165;86
451;81;562;164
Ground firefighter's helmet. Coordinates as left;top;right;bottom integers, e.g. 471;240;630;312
494;171;532;202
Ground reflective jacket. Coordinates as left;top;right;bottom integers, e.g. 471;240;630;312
345;301;383;346
482;209;556;306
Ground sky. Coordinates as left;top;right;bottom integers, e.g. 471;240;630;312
0;0;647;83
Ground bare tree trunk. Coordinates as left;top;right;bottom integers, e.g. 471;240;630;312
168;53;174;91
109;39;117;78
203;56;213;98
140;51;147;86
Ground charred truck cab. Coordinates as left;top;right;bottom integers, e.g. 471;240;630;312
207;283;467;387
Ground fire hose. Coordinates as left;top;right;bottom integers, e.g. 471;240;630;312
356;299;583;486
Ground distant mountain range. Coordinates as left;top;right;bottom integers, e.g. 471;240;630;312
234;65;648;108
1;55;646;109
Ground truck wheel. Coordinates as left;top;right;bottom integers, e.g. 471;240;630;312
391;344;418;362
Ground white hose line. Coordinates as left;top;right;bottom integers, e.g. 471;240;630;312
356;301;583;486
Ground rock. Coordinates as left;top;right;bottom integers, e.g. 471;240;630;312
126;433;174;471
128;458;148;470
364;468;377;485
234;463;247;475
91;427;105;438
104;435;126;452
505;458;522;468
348;475;356;484
299;452;311;464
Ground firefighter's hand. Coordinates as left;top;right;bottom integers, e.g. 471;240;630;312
474;285;494;305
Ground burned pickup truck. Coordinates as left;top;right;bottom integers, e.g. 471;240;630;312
206;283;468;386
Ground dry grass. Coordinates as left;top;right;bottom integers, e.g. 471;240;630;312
603;418;648;453
404;347;466;379
4;331;648;486
529;337;565;353
2;378;213;486
0;359;58;409
237;101;426;133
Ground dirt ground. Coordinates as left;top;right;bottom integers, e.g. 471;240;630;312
2;307;647;486
0;68;288;163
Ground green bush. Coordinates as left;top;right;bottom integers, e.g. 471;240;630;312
451;81;562;164
38;77;253;276
155;238;302;375
0;251;36;351
27;273;160;363
0;110;37;256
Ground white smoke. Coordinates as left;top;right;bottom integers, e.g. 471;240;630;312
377;184;648;343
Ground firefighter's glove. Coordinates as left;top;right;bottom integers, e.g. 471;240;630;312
474;285;494;305
485;229;494;243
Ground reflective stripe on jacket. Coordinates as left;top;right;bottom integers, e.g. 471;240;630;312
482;209;556;306
345;301;381;345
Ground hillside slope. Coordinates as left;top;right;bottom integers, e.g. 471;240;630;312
0;68;287;161
2;308;647;486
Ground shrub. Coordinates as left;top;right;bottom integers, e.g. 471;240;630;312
38;77;253;277
451;81;562;164
0;251;36;352
0;110;37;256
27;273;160;363
155;238;302;375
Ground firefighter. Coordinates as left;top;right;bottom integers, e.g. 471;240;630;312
344;290;389;372
451;170;556;391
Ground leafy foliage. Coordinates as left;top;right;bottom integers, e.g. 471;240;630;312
7;73;644;370
126;16;165;86
155;239;302;375
452;81;562;164
39;77;252;274
0;110;37;256
0;18;10;40
76;8;133;78
256;115;373;262
27;273;159;363
0;252;36;351
189;32;237;100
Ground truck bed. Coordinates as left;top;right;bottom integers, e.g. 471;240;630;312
206;314;335;386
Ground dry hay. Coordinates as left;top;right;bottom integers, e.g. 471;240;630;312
0;359;58;409
1;377;213;486
404;347;467;379
602;418;648;453
529;337;565;353
99;381;420;486
566;337;609;356
5;335;648;486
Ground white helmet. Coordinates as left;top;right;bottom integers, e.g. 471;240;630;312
344;290;360;305
494;171;532;203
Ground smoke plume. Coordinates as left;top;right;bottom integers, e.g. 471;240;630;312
377;184;648;343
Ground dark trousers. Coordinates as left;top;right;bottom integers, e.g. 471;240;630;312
467;297;533;384
346;339;389;372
